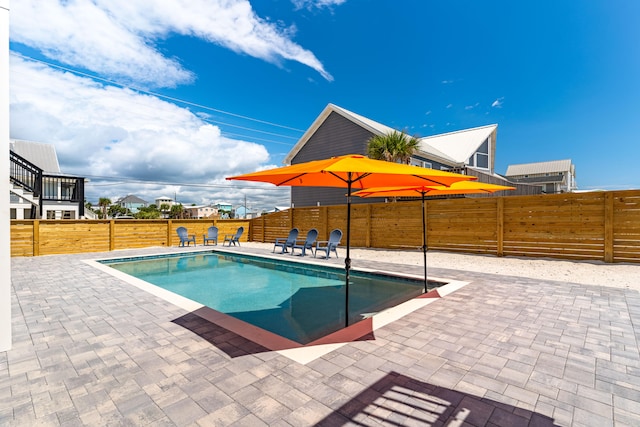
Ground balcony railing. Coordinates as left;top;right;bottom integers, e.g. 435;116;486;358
10;150;85;218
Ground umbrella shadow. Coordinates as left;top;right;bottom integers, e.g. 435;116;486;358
315;371;559;426
171;287;375;358
172;281;434;357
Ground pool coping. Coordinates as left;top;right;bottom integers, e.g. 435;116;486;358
85;246;469;364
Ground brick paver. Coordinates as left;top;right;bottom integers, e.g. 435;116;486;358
3;245;640;426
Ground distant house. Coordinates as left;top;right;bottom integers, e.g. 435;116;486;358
155;196;174;207
284;103;537;207
505;160;577;194
235;206;259;219
10;139;86;219
183;205;219;219
115;194;148;214
214;202;233;212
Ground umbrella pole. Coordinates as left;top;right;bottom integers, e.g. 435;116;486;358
345;177;352;328
421;192;427;293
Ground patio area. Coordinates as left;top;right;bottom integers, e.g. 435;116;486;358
3;245;640;426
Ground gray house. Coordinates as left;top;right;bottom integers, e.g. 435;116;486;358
505;159;577;193
284;104;536;207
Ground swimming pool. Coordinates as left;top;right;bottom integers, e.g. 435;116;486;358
100;251;436;344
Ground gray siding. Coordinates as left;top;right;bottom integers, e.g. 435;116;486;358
291;112;385;207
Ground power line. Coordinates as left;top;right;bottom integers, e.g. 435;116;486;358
12;52;307;133
83;174;287;191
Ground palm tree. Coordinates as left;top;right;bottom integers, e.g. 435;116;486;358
98;197;111;219
367;130;420;164
158;203;170;218
170;204;185;219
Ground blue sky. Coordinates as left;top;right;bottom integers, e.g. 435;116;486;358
8;0;640;210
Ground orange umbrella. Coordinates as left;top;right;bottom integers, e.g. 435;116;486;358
227;154;475;327
353;182;515;292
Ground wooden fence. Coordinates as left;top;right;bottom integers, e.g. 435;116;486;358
10;190;640;263
10;219;250;257
250;190;640;263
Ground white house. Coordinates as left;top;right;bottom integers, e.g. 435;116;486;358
10;139;86;219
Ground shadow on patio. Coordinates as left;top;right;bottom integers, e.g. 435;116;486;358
315;371;559;426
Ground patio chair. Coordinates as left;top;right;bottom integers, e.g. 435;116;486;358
314;229;342;259
203;226;218;246
273;228;299;253
223;226;244;246
291;228;318;257
176;226;196;247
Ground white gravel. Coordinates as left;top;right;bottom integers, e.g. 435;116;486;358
241;242;640;290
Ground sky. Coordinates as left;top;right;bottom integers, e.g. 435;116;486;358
8;0;640;212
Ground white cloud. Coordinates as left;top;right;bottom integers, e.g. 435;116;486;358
491;97;504;108
10;0;332;87
9;56;290;208
291;0;347;10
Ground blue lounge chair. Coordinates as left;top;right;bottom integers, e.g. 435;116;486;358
273;228;299;253
291;228;318;256
203;226;218;246
223;226;244;246
176;226;196;247
314;229;342;259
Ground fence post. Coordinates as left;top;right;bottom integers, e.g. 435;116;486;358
322;206;329;239
496;198;504;257
290;208;294;231
365;204;372;248
604;192;614;263
109;220;115;251
167;220;172;247
261;215;266;242
33;220;40;256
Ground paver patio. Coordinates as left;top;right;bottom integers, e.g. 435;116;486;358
3;245;640;426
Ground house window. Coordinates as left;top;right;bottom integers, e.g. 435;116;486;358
468;138;490;170
410;158;432;169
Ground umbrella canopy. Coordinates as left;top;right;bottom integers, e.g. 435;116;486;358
353;182;515;292
227;154;475;327
352;181;516;198
226;154;476;189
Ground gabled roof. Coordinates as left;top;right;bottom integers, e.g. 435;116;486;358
284;104;497;167
10;139;61;173
284;104;396;164
419;124;497;164
117;195;148;204
505;159;573;176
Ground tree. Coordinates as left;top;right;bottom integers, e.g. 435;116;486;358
98;197;111;219
367;130;420;164
108;204;127;218
135;205;160;219
159;203;170;218
170;203;185;219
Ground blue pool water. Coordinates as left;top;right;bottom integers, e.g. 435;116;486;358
101;251;429;344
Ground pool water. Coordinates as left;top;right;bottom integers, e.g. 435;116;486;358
102;251;427;344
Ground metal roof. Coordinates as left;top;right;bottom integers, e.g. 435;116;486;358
10;139;61;173
419;124;497;163
284;104;497;166
505;159;573;176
